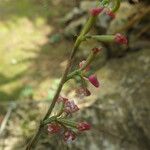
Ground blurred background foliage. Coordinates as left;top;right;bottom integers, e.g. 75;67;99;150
0;0;150;150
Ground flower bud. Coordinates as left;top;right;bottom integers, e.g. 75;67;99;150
88;74;99;88
105;10;115;19
90;7;104;16
92;47;101;55
64;130;76;143
115;33;128;45
47;123;61;134
64;100;79;114
57;96;68;103
77;122;91;131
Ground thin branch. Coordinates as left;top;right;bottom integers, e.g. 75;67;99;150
0;103;16;137
26;35;82;150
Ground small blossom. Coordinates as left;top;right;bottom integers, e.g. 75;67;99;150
105;10;115;19
79;60;86;68
47;123;61;134
92;47;101;54
64;130;76;143
79;60;90;71
76;87;91;98
115;33;128;45
77;122;91;131
90;7;104;16
57;96;68;103
88;74;100;88
64;100;79;114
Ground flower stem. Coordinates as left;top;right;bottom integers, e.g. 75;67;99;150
112;0;120;12
66;50;96;81
26;13;96;149
26;38;81;150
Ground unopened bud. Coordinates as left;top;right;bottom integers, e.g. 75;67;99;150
88;74;100;88
90;7;104;16
92;47;101;54
64;130;76;143
115;33;128;45
77;122;91;131
47;123;61;134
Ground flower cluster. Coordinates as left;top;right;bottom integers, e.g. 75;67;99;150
76;47;101;97
47;96;91;143
90;7;115;19
26;1;127;148
46;4;127;145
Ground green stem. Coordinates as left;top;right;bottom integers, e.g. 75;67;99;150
42;116;57;125
80;51;94;71
100;0;120;12
80;16;96;36
112;0;121;12
101;0;110;6
87;35;115;42
57;118;77;128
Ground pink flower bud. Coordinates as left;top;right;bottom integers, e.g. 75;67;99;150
115;33;128;45
79;60;90;71
64;131;76;143
77;122;91;131
64;100;79;114
105;10;115;19
90;7;104;16
88;74;100;88
47;123;61;134
92;47;101;54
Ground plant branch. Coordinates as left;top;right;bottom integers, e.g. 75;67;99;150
26;12;98;149
26;38;81;150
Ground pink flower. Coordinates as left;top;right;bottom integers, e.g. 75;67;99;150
90;7;104;16
77;122;91;131
79;60;90;72
92;47;101;54
64;100;79;114
115;33;128;45
64;131;76;143
76;87;91;97
88;74;100;88
47;123;61;134
57;96;68;103
105;10;115;19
